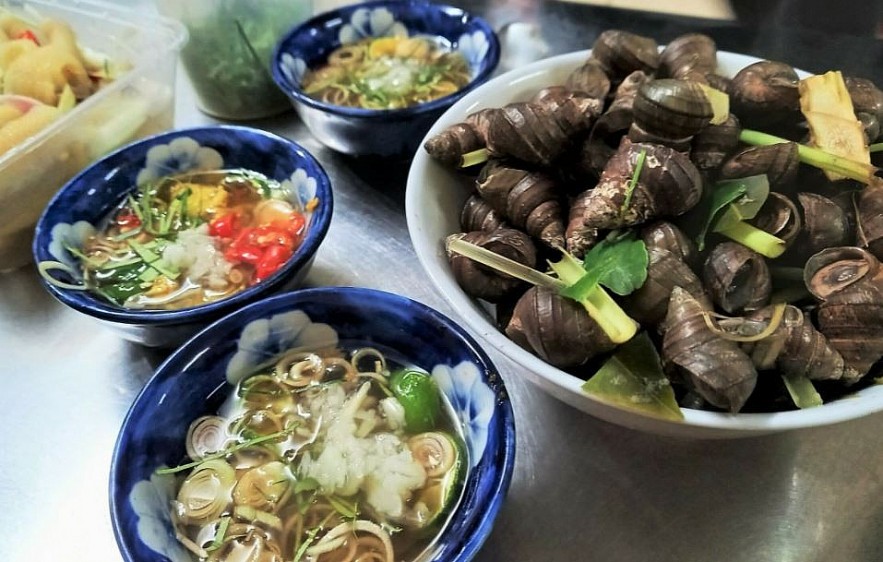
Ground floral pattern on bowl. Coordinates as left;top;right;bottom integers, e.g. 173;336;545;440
339;6;408;44
279;53;307;88
128;473;190;562
456;31;491;71
225;309;338;385
433;361;496;467
135;136;223;186
47;220;95;275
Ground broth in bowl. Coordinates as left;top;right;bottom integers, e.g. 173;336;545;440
40;169;317;310
301;35;472;110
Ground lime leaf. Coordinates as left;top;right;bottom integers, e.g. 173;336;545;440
696;174;770;250
389;369;440;433
581;332;684;421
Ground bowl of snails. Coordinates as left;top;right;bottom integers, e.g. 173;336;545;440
406;29;883;438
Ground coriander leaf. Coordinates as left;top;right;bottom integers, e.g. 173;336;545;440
560;231;649;298
581;332;683;421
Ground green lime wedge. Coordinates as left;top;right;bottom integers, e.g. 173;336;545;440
389;369;441;433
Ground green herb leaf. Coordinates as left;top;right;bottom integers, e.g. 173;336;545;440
206;516;231;552
293;477;321;494
581;332;684;421
558;231;649;299
696;174;770;250
327;495;359;520
620;147;647;215
155;424;298;475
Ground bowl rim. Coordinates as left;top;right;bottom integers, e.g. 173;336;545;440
32;124;334;326
108;285;517;562
270;0;501;120
405;48;883;435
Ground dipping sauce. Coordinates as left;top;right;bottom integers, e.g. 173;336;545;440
160;344;466;562
301;36;471;110
64;169;313;310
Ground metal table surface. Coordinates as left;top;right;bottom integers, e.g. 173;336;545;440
2;1;883;561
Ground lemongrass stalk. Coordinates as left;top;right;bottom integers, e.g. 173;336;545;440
459;148;490;168
448;237;638;343
446;236;564;290
714;220;787;258
739;129;882;185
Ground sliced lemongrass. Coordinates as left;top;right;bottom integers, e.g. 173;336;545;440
782;373;823;408
701;302;787;343
458;147;489;168
713;220;787;258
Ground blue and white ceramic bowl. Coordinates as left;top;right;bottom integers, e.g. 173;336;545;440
32;126;334;347
110;287;516;562
271;0;500;158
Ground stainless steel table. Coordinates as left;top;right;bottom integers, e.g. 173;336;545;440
3;1;883;561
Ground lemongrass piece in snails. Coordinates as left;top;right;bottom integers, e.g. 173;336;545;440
175;459;236;524
739;129;883;186
186;416;230;461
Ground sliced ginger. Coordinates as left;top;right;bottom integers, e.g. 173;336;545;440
799;70;870;181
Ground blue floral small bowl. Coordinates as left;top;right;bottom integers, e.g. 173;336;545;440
271;0;500;158
32;125;334;348
110;287;516;562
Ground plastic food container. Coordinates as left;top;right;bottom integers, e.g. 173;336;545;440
0;0;186;272
156;0;313;121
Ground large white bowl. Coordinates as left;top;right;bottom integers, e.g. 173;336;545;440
406;49;883;438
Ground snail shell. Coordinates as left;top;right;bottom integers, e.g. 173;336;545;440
804;246;883;376
857;184;883;261
579;139;704;230
703;241;772;314
624;245;710;328
640;220;697;265
743;305;862;383
751;192;802;248
730;60;801;128
591;29;660;82
460;193;507;233
631;78;714;144
565;57;612;101
476;160;566;248
661;286;758;412
719;142;800;191
659;32;717;81
505;285;616;368
796;192;853;258
446;229;537;303
691;113;742;173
